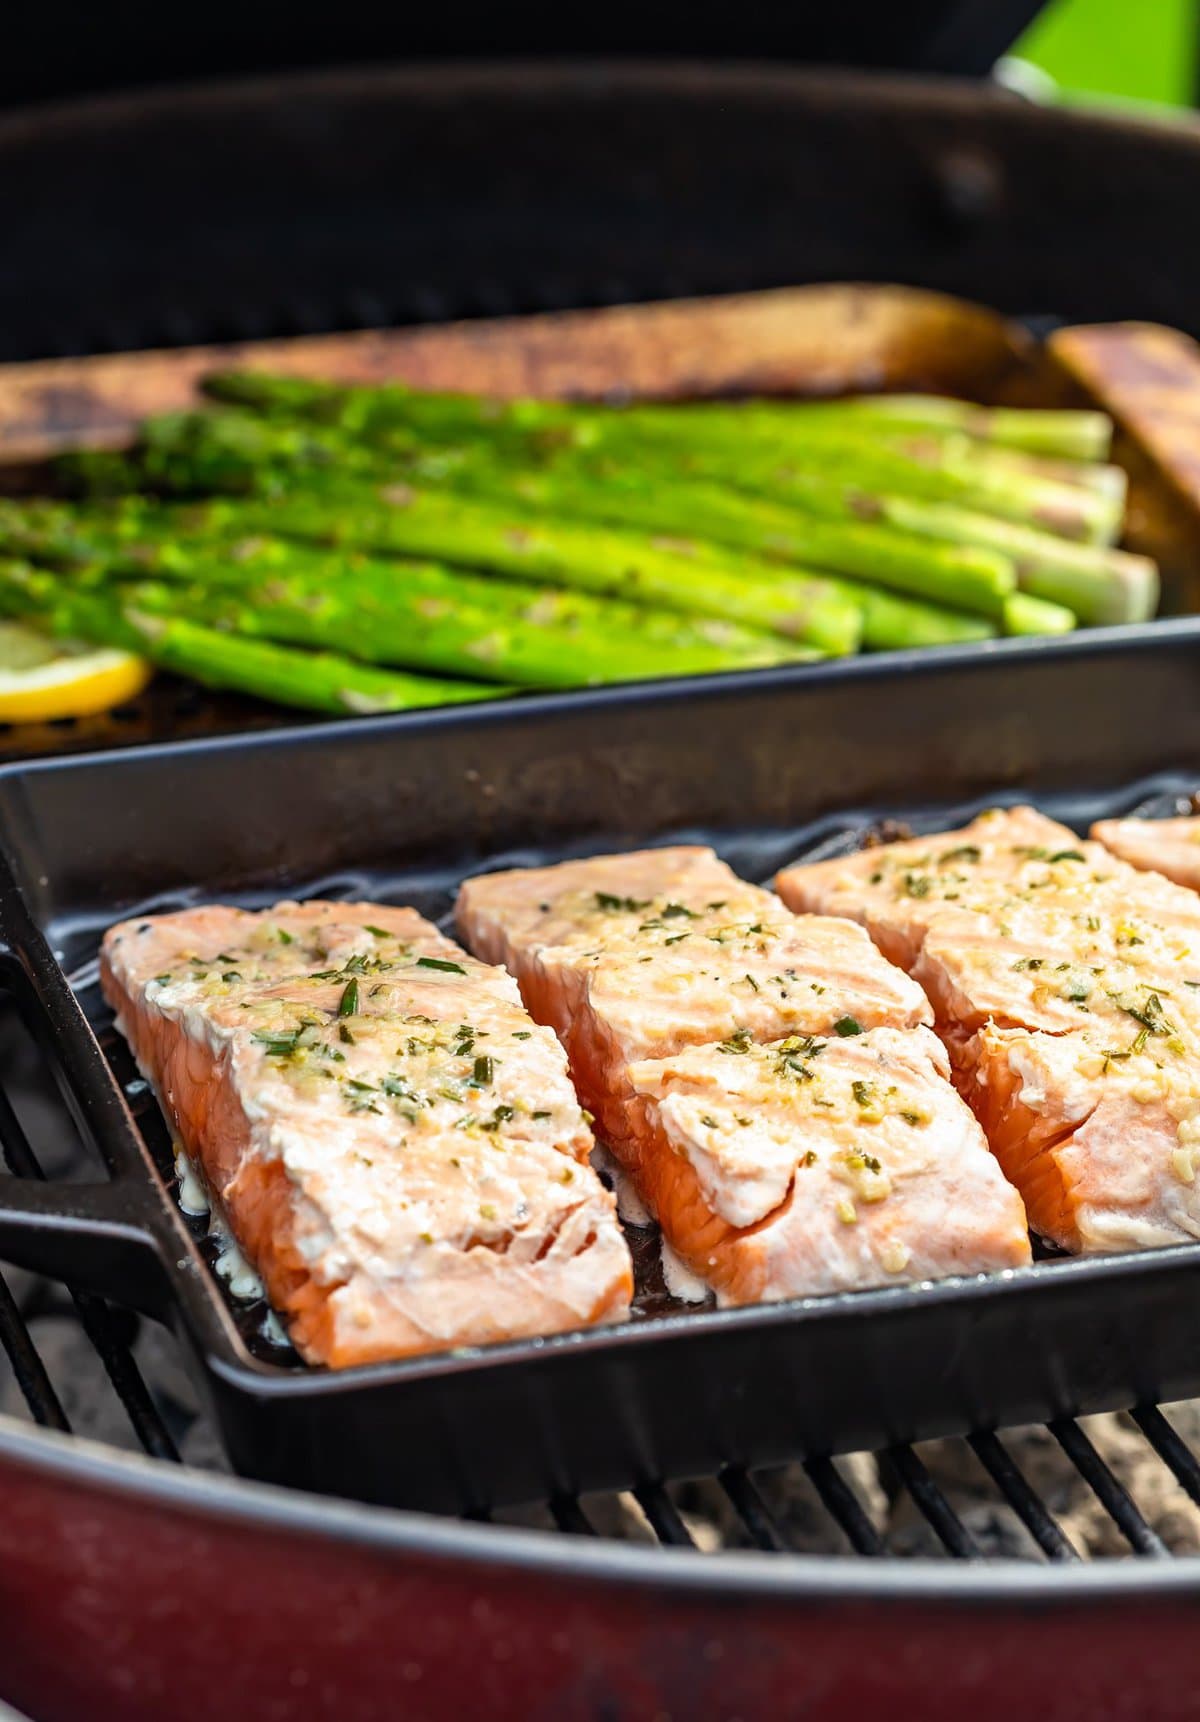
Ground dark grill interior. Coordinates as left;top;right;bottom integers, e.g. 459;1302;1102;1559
9;777;1200;1560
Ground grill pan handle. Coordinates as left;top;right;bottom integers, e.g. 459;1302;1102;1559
0;1173;168;1316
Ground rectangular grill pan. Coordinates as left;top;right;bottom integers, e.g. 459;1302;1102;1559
2;625;1200;1512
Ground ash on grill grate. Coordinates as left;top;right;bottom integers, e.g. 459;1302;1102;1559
0;1301;227;1472
884;1417;1200;1559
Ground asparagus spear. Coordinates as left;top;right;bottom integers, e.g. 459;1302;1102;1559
354;433;1115;621
130;618;510;715
58;483;866;654
479;452;1100;623
204;370;568;448
98;570;817;678
855;494;1156;625
49;413;1091;637
921;440;1127;504
1002;592;1076;636
850;586;996;649
203;370;1112;462
138;408;1131;618
688;395;1114;462
55;413;361;501
115;565;820;685
92;411;1019;620
714;474;1141;623
422;455;1018;616
57;519;997;656
52;419;1056;639
553;404;1119;538
839;586;1069;646
0;562;511;715
0;506;815;686
625;429;1116;545
203;372;1117;541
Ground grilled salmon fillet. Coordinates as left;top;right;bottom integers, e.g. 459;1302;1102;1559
457;847;1030;1299
1092;815;1200;892
778;806;1200;1252
101;900;632;1366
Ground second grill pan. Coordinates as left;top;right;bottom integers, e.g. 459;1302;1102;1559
2;628;1200;1510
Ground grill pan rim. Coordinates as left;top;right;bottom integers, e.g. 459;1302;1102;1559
0;616;1195;796
6;1413;1200;1604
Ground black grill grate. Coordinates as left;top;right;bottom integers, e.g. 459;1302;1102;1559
9;770;1200;1558
7;983;1200;1565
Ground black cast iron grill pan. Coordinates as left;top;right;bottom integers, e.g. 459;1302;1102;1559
2;626;1200;1512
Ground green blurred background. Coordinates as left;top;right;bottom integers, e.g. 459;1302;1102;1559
1014;0;1197;107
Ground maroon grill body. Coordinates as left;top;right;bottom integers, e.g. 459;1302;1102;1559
4;1431;1200;1722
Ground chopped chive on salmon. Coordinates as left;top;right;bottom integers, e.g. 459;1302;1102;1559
101;899;632;1365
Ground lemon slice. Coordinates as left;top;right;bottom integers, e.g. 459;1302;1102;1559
0;622;153;723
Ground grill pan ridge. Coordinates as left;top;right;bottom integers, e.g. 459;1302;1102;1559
1;633;1200;1510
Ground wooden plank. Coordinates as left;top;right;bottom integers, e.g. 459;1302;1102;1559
1050;322;1200;514
0;284;1035;463
1048;322;1200;609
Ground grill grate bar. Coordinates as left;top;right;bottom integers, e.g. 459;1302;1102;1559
1130;1405;1200;1510
633;1483;697;1548
968;1431;1079;1563
549;1494;596;1536
0;1080;180;1462
0;1268;69;1431
718;1466;789;1552
68;1294;180;1462
886;1445;981;1559
1049;1419;1170;1558
802;1456;884;1556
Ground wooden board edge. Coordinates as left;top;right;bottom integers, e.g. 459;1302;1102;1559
0;283;1036;463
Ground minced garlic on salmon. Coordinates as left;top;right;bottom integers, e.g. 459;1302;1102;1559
101;900;632;1366
457;847;1030;1301
626;1024;1029;1299
778;805;1200;1253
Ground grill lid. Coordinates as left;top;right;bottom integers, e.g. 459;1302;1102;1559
3;3;1050;109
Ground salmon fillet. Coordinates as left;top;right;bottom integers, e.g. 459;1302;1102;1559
457;847;1030;1300
1092;815;1200;891
101;900;632;1366
778;806;1200;1253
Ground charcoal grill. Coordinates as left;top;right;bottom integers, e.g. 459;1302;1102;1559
8;60;1200;1722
